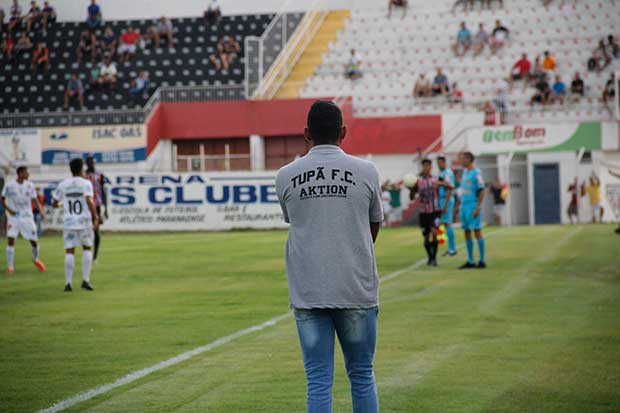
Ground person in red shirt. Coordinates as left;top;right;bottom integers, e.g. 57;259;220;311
32;42;49;72
2;36;15;61
508;53;531;90
118;26;140;63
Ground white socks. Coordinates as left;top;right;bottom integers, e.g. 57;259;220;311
31;245;39;262
65;254;75;286
6;246;14;270
82;250;93;283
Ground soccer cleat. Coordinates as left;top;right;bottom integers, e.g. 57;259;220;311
441;250;451;257
34;260;46;272
7;268;14;274
81;281;94;291
477;261;487;269
448;251;458;256
64;284;72;292
459;262;476;269
427;258;432;266
431;259;438;267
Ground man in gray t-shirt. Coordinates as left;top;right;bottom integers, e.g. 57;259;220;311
276;100;383;412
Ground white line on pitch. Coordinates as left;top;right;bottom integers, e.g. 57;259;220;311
38;228;504;413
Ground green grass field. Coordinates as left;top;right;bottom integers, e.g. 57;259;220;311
1;224;619;412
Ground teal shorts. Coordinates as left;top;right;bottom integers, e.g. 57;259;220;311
460;203;482;230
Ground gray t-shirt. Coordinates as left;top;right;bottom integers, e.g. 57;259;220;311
276;145;384;309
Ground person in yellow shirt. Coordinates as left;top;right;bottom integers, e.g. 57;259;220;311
542;50;556;72
586;176;603;223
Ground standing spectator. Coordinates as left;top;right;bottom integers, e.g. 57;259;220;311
530;72;550;106
508;53;531;89
25;1;41;34
472;23;489;56
8;0;22;37
602;72;616;112
569;72;585;102
98;58;117;89
567;178;579;224
204;0;221;26
86;0;102;31
493;77;509;124
542;50;557;73
606;35;620;59
129;71;149;97
388;0;408;18
31;42;49;72
2;36;15;61
98;26;116;60
489;19;509;54
146;16;174;49
32;187;45;236
76;30;95;64
450;82;463;104
64;73;84;109
344;48;362;80
586;176;603;224
388;182;402;224
413;71;431;97
14;30;33;58
549;75;566;104
432;67;449;96
451;22;472;57
209;35;240;71
489;178;506;225
41;1;56;34
117;26;140;63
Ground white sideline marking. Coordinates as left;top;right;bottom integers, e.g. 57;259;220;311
39;229;504;413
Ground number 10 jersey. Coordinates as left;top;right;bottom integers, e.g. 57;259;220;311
53;177;94;230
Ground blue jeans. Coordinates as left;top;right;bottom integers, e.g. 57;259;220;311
294;307;379;413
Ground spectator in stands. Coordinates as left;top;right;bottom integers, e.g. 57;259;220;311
210;35;240;71
489;19;509;54
530;72;550;106
432;68;449;96
530;55;544;81
493;77;509;124
542;50;557;73
413;72;431;97
450;82;463;104
129;71;150;97
8;0;22;37
41;1;56;34
146;16;174;49
89;65;100;89
344;48;362;80
64;73;84;109
592;39;611;71
204;0;222;26
452;22;472;57
569;72;584;102
99;27;116;60
76;30;96;64
452;0;474;11
25;1;41;34
607;35;620;58
98;57;117;89
118;26;140;63
31;42;49;72
86;0;102;30
1;36;15;61
387;0;407;18
14;30;33;57
549;75;566;104
508;53;531;90
472;23;489;56
602;72;616;112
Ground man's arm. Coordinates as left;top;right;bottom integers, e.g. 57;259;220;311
442;187;453;213
33;197;45;218
370;222;380;243
86;195;100;231
1;196;16;216
473;188;485;218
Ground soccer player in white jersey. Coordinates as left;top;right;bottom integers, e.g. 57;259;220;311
1;166;47;273
52;158;99;292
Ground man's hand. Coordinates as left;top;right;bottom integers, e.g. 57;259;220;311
441;207;447;215
92;217;100;232
7;208;16;216
473;207;480;218
39;208;46;219
104;209;109;220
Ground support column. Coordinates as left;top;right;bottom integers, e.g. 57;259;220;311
250;135;265;171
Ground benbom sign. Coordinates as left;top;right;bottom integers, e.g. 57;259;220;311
32;172;287;231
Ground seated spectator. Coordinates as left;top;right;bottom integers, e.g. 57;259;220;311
542;50;557;73
64;73;84;109
493;77;509;124
86;0;102;31
99;26;117;59
129;71;150;97
530;73;550;106
607;35;620;59
25;1;41;33
1;36;15;61
451;22;472;57
98;58;117;88
549;75;566;104
14;31;33;57
89;65;100;89
76;30;95;64
472;23;489;56
490;19;509;54
31;42;49;72
41;1;56;34
432;68;449;96
569;72;584;101
146;16;174;49
508;53;531;89
450;82;463;104
531;55;544;81
602;72;616;111
387;0;407;18
118;26;140;63
344;48;362;80
204;0;222;26
413;72;431;97
8;0;22;36
209;35;240;71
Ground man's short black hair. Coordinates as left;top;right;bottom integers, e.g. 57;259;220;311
462;151;475;162
307;100;343;145
437;156;446;162
16;166;28;175
421;158;432;165
70;158;84;176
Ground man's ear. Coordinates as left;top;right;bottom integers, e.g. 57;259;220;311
303;127;313;145
338;125;347;144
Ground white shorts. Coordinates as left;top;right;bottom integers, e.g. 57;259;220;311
118;43;136;54
591;203;602;215
7;215;38;241
63;228;94;249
